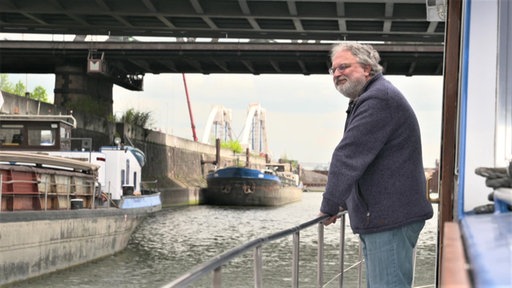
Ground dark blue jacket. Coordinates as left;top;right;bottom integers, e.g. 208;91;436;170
320;74;433;234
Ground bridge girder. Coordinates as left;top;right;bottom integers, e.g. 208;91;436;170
0;41;444;91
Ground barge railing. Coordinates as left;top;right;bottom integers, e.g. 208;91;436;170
162;211;365;288
0;174;96;212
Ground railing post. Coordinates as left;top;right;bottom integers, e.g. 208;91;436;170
44;178;48;211
254;246;263;288
292;231;300;288
317;223;324;288
412;246;417;286
339;214;346;288
358;240;363;288
0;174;2;213
67;177;70;210
212;266;222;288
91;180;95;209
108;181;111;207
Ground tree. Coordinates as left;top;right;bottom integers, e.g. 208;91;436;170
13;81;26;96
118;108;154;129
0;74;13;92
221;140;243;154
31;86;49;102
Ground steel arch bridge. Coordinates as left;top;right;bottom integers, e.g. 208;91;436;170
202;103;269;155
201;105;233;144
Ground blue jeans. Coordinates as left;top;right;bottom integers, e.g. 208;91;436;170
359;221;425;288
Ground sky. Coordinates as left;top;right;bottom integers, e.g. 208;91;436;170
6;72;444;169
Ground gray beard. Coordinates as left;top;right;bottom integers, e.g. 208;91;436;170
337;78;366;100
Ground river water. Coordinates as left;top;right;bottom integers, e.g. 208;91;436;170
7;193;438;288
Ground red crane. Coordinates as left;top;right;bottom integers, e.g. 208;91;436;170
182;73;198;142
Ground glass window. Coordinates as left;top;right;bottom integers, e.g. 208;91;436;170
0;124;23;146
60;126;71;150
497;0;512;163
28;128;56;146
121;169;125;186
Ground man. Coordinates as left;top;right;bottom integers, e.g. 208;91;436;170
319;42;433;288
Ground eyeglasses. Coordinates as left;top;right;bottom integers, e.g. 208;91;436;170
328;63;358;75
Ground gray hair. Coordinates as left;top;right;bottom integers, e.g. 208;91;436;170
330;42;383;76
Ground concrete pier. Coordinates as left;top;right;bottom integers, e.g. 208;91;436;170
54;64;114;118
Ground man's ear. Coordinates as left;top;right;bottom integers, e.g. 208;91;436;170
363;65;371;76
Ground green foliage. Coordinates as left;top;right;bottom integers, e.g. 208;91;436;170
117;108;153;129
67;98;109;116
13;81;26;96
221;140;243;154
279;157;299;170
107;114;116;123
0;74;13;92
31;86;49;102
0;74;50;103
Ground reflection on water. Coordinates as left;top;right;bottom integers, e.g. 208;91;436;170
7;193;437;288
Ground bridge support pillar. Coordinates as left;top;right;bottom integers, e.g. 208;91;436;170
53;65;113;117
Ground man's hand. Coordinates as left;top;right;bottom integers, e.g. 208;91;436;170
318;212;338;226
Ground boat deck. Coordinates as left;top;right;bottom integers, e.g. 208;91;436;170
461;212;512;287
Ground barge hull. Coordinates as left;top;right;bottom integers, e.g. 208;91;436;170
205;177;302;206
0;207;158;285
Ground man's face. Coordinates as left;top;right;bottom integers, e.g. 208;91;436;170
330;50;370;100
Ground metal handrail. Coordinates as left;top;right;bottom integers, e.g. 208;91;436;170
162;211;360;288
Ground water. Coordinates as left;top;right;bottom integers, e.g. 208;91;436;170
6;193;438;288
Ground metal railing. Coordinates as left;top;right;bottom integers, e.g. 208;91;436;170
162;211;364;288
